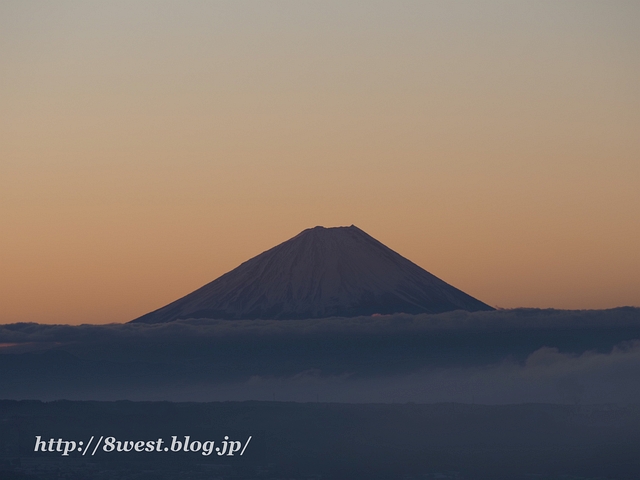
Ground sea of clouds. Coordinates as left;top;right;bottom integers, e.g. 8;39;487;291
1;308;639;404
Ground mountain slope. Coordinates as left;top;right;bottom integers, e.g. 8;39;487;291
131;225;493;322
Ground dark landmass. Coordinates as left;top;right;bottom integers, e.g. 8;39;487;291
132;225;493;323
1;400;639;479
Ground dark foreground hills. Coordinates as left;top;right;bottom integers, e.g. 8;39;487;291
132;225;493;323
2;400;640;480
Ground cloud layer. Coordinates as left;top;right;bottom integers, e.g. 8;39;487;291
1;308;640;404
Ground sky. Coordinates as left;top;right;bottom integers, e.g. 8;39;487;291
1;1;639;324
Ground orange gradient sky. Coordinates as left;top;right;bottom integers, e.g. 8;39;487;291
1;1;639;324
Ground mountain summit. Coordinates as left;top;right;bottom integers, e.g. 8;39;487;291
131;225;493;322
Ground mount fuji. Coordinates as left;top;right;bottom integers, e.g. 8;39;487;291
131;225;493;322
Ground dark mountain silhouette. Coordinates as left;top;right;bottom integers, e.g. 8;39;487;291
131;225;493;323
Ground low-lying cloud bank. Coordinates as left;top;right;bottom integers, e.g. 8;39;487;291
2;307;640;342
243;342;640;404
1;308;639;404
94;340;640;405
